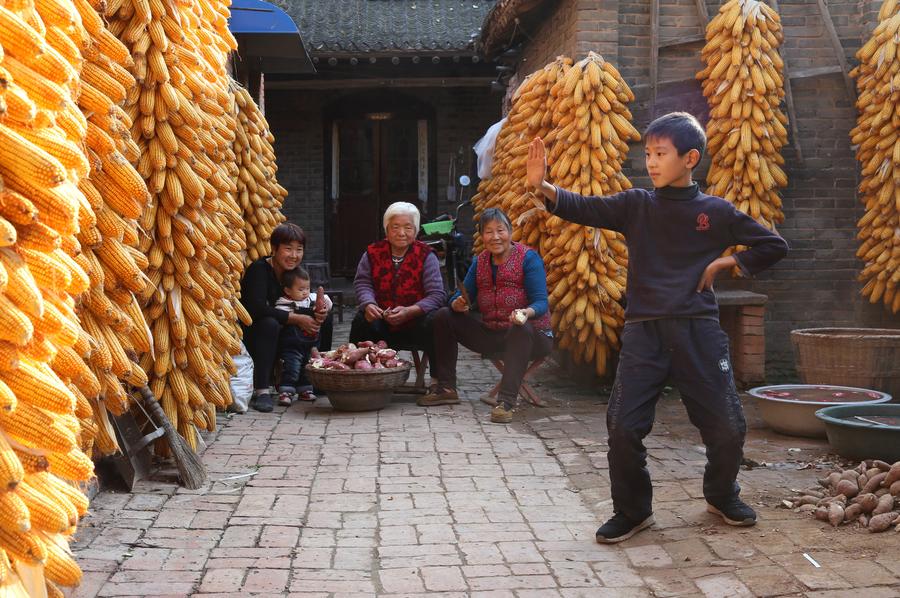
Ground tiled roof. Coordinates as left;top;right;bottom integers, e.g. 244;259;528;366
479;0;554;58
271;0;496;54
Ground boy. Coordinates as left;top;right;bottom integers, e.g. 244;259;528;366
526;112;788;543
275;268;332;406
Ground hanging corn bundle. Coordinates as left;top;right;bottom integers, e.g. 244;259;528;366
105;0;250;451
57;0;154;458
232;81;287;263
0;0;99;592
698;0;788;274
471;52;640;375
850;0;900;314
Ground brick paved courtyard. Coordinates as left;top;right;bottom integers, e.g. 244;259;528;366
68;321;900;597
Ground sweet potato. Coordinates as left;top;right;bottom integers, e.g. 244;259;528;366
354;360;373;370
866;467;882;479
854;493;878;513
876;488;890;497
357;341;375;349
843;503;862;522
841;470;860;483
373;362;385;369
873;494;897;515
376;340;388;349
890;480;900;496
862;472;887;494
884;462;900;487
873;460;892;472
868;511;898;533
342;347;370;365
859;514;869;527
384;359;401;368
326;362;350;371
798;504;817;513
858;473;868;489
814;506;829;522
376;348;397;361
820;472;841;488
796;495;820;507
828;503;844;527
836;479;859;498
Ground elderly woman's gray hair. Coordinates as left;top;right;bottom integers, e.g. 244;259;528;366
382;202;421;234
478;208;512;233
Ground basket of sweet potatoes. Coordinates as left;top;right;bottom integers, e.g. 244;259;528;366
305;341;411;410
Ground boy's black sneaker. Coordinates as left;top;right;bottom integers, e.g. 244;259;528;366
595;513;654;544
252;392;274;413
706;496;757;526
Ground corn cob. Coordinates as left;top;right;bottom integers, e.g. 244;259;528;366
851;0;900;313
698;0;788;274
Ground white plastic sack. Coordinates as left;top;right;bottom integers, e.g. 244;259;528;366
473;118;506;180
229;343;254;413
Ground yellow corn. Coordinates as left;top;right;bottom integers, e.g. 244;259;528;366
3;357;75;415
46;579;65;598
16;221;60;252
16;476;71;533
0;489;31;532
46;447;95;483
14;126;90;179
0;216;15;247
95;236;142;283
83;61;127;104
41;531;83;586
0;527;46;564
18;247;71;293
0;292;35;346
43;473;88;517
3;56;68;111
13;450;49;474
0;6;46;63
0;123;68;188
0;432;24;491
52;345;102;398
0;378;15;413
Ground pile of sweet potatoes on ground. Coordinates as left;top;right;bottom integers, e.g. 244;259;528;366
786;460;900;533
309;341;405;371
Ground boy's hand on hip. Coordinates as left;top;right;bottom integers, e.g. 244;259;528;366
697;256;737;292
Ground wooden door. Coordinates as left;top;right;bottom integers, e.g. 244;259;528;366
330;118;424;276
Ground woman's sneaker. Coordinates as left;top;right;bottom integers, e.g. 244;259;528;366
417;385;460;406
595;513;654;544
706;496;757;526
297;390;317;402
490;403;514;423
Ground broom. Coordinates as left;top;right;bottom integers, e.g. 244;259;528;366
136;385;208;489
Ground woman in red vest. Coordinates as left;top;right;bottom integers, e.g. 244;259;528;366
421;208;552;423
351;202;447;370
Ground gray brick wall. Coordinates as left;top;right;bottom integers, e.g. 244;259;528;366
507;0;898;380
265;86;499;265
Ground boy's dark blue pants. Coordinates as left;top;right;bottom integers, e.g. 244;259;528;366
607;318;747;522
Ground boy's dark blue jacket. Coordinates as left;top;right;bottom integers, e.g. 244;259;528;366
551;183;789;321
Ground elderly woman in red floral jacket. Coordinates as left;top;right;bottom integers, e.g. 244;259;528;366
421;208;552;424
351;202;446;370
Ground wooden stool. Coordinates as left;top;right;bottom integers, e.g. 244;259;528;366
395;349;429;394
480;355;547;407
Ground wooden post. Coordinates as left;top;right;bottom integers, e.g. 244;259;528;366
650;0;659;118
815;0;857;101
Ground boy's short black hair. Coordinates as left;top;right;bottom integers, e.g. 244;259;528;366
643;112;706;160
281;267;310;290
271;223;306;252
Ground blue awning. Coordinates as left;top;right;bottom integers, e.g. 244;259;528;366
229;0;315;74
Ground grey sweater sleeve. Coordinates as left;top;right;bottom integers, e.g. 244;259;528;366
353;254;377;308
549;187;633;234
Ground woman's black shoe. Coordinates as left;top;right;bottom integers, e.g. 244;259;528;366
595;513;654;544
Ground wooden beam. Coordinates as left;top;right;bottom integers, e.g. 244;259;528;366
789;64;843;80
659;32;706;49
264;76;494;91
815;0;857;100
650;0;660;118
769;0;803;165
694;0;709;25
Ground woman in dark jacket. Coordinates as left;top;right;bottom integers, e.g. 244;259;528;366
240;223;333;412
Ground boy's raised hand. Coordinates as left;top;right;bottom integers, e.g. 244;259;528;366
526;137;547;189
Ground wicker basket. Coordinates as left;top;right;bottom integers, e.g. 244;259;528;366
304;362;411;411
791;328;900;400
